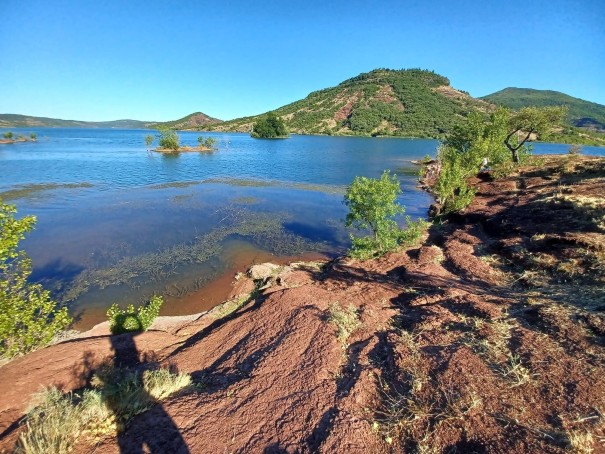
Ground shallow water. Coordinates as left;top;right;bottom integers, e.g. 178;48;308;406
1;128;602;328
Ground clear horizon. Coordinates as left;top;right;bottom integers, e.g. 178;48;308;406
1;0;603;122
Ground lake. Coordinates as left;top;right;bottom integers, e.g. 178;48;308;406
0;129;602;328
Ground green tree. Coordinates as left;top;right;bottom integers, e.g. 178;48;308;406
251;113;288;138
344;171;407;258
157;128;179;151
433;106;565;214
0;201;71;358
3;132;13;139
29;132;37;141
144;134;154;149
197;135;216;149
504;106;566;163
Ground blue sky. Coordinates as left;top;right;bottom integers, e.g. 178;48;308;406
1;0;603;122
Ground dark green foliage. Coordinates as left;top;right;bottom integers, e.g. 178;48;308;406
3;132;13;139
251;113;288;138
157;128;179;151
29;132;37;140
0;200;71;358
344;171;428;259
106;296;163;335
481;87;605;131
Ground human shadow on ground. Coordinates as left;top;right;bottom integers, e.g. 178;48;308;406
108;333;190;454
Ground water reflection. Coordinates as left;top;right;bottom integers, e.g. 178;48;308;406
1;131;445;328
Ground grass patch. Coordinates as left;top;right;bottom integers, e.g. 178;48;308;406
211;293;253;320
327;302;361;344
16;366;192;453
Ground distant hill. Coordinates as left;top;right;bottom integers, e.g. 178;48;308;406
205;68;492;138
148;112;222;130
481;88;605;132
0;114;150;129
0;112;222;130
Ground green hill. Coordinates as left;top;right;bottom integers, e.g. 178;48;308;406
0;114;151;129
206;68;492;138
481;88;605;131
148;112;222;130
0;112;222;130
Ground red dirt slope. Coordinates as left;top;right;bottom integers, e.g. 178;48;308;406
1;154;604;453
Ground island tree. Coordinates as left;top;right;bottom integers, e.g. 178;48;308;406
251;113;288;138
158;128;179;151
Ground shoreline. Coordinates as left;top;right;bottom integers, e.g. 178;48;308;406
71;248;330;332
1;154;604;452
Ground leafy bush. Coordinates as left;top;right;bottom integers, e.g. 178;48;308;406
144;134;154;148
157;128;179;151
106;295;163;335
344;171;428;259
29;133;37;140
0;201;71;358
251;113;288;138
198;136;217;149
433;145;476;214
3;131;13;139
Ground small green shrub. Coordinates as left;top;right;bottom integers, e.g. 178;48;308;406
157;128;179;151
398;216;430;246
344;171;429;259
106;295;163;335
433;146;476;215
144;134;154;148
197;136;217;149
3;131;13;139
29;133;37;140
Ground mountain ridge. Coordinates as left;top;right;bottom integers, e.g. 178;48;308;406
481;87;605;131
205;68;492;138
0;112;222;130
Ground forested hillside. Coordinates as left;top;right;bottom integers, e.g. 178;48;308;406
207;69;492;138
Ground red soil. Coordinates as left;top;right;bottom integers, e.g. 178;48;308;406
1;155;604;453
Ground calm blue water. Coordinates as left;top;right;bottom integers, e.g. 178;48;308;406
1;128;603;328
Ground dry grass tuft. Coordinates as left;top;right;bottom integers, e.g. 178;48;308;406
327;302;361;344
16;367;192;453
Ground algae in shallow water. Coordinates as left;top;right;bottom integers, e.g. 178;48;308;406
0;183;94;201
202;177;346;195
61;206;326;303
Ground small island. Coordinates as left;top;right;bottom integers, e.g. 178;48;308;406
0;132;37;144
146;130;217;153
251;113;289;139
